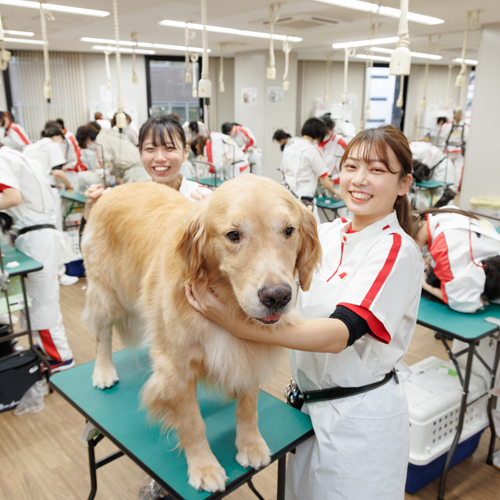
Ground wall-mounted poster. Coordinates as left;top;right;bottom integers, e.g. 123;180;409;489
267;87;284;105
242;87;257;105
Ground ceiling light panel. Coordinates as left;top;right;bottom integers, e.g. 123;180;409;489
4;30;34;36
312;0;444;25
0;1;109;17
4;37;45;44
159;20;303;42
354;54;391;62
332;37;398;49
81;37;208;54
371;47;442;60
92;46;155;55
452;58;478;65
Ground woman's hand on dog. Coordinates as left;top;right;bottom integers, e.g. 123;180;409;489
84;183;112;219
185;284;231;327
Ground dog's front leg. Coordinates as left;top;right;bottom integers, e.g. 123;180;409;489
235;384;271;469
92;324;119;389
142;370;228;493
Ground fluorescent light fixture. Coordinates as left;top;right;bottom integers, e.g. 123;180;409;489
81;37;208;54
4;37;45;45
452;58;478;65
354;54;391;62
371;47;442;60
313;0;444;25
4;30;34;36
91;46;155;55
159;19;303;42
332;37;398;49
0;1;109;17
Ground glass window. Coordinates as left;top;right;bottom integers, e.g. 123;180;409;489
146;57;201;122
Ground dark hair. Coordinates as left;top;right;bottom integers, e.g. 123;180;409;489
301;118;326;142
44;126;64;139
110;112;132;128
88;121;102;132
188;120;199;134
191;136;207;156
221;122;234;135
138;116;186;152
55;118;65;129
484;256;500;301
76;124;100;148
44;120;62;131
94;112;103;120
437;116;447;126
2;111;14;123
320;113;335;132
273;129;292;142
340;125;413;235
168;113;180;122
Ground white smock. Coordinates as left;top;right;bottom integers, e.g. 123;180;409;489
3;123;31;151
286;212;423;500
182;121;209;144
205;132;249;179
426;209;500;313
0;147;72;361
317;132;347;182
178;175;212;201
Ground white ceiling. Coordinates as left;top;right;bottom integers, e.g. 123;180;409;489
1;0;499;64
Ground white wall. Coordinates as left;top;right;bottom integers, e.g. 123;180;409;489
403;64;468;141
459;23;500;211
209;57;235;134
297;60;365;132
234;50;298;181
81;53;149;129
0;76;7;112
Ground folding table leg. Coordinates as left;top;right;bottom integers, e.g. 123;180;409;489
87;434;104;500
438;343;476;500
277;456;287;500
487;336;500;465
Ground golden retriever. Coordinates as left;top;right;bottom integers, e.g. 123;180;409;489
81;174;321;493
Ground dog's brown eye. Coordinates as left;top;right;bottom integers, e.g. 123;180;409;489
226;231;240;242
285;227;295;237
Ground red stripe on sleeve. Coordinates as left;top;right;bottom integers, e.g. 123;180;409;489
11;124;30;145
238;126;254;151
338;302;391;344
0;183;13;192
428;232;453;305
360;233;402;308
319;172;328;178
206;139;213;163
338;137;347;149
239;163;250;173
68;135;87;172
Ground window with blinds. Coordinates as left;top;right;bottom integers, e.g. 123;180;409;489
7;50;87;141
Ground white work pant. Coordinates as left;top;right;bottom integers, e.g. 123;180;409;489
285;380;410;500
16;229;73;362
448;152;465;191
52;187;63;231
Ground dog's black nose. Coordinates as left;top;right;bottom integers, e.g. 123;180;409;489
259;284;292;310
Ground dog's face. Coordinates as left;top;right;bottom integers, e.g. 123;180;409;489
178;175;321;324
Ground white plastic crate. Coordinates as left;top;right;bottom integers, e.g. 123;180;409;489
403;356;489;466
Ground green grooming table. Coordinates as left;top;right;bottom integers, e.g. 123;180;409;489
416;180;452;190
61;190;86;230
0;244;48;375
188;177;226;189
417;297;500;500
315;197;346;222
50;349;314;500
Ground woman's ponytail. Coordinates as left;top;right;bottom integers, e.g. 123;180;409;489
395;194;413;236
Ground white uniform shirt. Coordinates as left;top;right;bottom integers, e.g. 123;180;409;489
178;175;212;201
317;132;347;181
0;147;55;229
292;212;423;390
96;119;111;130
439;121;469;153
23;138;66;186
410;141;455;186
205;132;249;177
3;123;31;151
62;129;86;172
231;125;256;153
281;137;328;198
426;210;500;313
182;121;209;144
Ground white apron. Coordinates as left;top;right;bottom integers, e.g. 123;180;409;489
286;216;413;500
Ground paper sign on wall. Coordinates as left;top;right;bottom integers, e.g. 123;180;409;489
242;88;257;106
267;87;284;105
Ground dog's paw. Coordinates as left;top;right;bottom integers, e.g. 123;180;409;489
188;464;228;493
236;441;271;470
92;367;119;389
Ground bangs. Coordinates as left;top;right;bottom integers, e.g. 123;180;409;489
340;127;403;175
138;117;186;152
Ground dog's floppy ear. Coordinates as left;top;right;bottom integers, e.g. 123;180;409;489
296;202;322;291
177;202;210;284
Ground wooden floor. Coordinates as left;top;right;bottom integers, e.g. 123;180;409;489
0;279;499;500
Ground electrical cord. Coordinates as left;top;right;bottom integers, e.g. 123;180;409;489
39;2;51;103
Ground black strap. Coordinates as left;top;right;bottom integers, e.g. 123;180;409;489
18;224;56;236
301;370;396;404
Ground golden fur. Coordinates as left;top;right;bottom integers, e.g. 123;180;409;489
82;174;321;492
